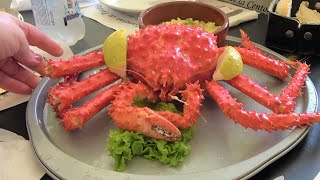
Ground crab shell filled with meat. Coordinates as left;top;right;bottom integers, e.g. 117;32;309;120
46;24;319;142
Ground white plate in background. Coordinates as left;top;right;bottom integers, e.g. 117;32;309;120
99;0;197;13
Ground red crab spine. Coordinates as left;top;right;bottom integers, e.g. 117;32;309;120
235;47;290;80
61;83;123;131
48;69;119;112
206;80;320;131
279;62;310;101
158;82;204;129
45;50;105;78
226;74;295;113
108;82;181;142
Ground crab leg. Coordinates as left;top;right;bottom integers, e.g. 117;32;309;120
61;83;123;131
45;50;105;78
279;62;310;101
235;47;290;80
158;82;204;129
226;61;309;114
108;82;181;141
206;81;320;131
226;74;295;113
239;29;264;54
48;69;120;112
226;31;310;113
238;29;289;80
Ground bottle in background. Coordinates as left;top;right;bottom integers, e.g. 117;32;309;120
0;0;20;19
31;0;85;46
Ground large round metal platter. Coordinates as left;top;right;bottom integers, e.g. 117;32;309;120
26;36;317;179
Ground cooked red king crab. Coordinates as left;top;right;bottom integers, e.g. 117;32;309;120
46;24;319;142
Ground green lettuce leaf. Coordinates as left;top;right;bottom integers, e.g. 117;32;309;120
107;126;195;171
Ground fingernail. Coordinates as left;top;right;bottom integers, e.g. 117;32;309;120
57;46;64;56
34;54;43;61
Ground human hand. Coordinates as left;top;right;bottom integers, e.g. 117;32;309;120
0;12;63;95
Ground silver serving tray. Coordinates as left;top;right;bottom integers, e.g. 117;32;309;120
26;36;317;180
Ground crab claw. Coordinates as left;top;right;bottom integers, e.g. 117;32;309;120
110;106;181;141
108;82;181;141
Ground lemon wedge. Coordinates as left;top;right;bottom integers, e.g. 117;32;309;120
212;46;243;81
103;29;127;78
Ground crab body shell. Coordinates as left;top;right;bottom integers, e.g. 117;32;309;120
127;25;218;100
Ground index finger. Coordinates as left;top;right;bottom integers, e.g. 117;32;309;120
19;21;64;57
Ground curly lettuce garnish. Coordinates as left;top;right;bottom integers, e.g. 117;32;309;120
107;126;195;171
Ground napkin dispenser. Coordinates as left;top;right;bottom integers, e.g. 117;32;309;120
265;0;320;55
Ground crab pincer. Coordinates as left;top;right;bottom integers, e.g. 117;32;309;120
108;82;181;141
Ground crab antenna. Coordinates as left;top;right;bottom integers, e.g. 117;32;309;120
169;95;207;124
